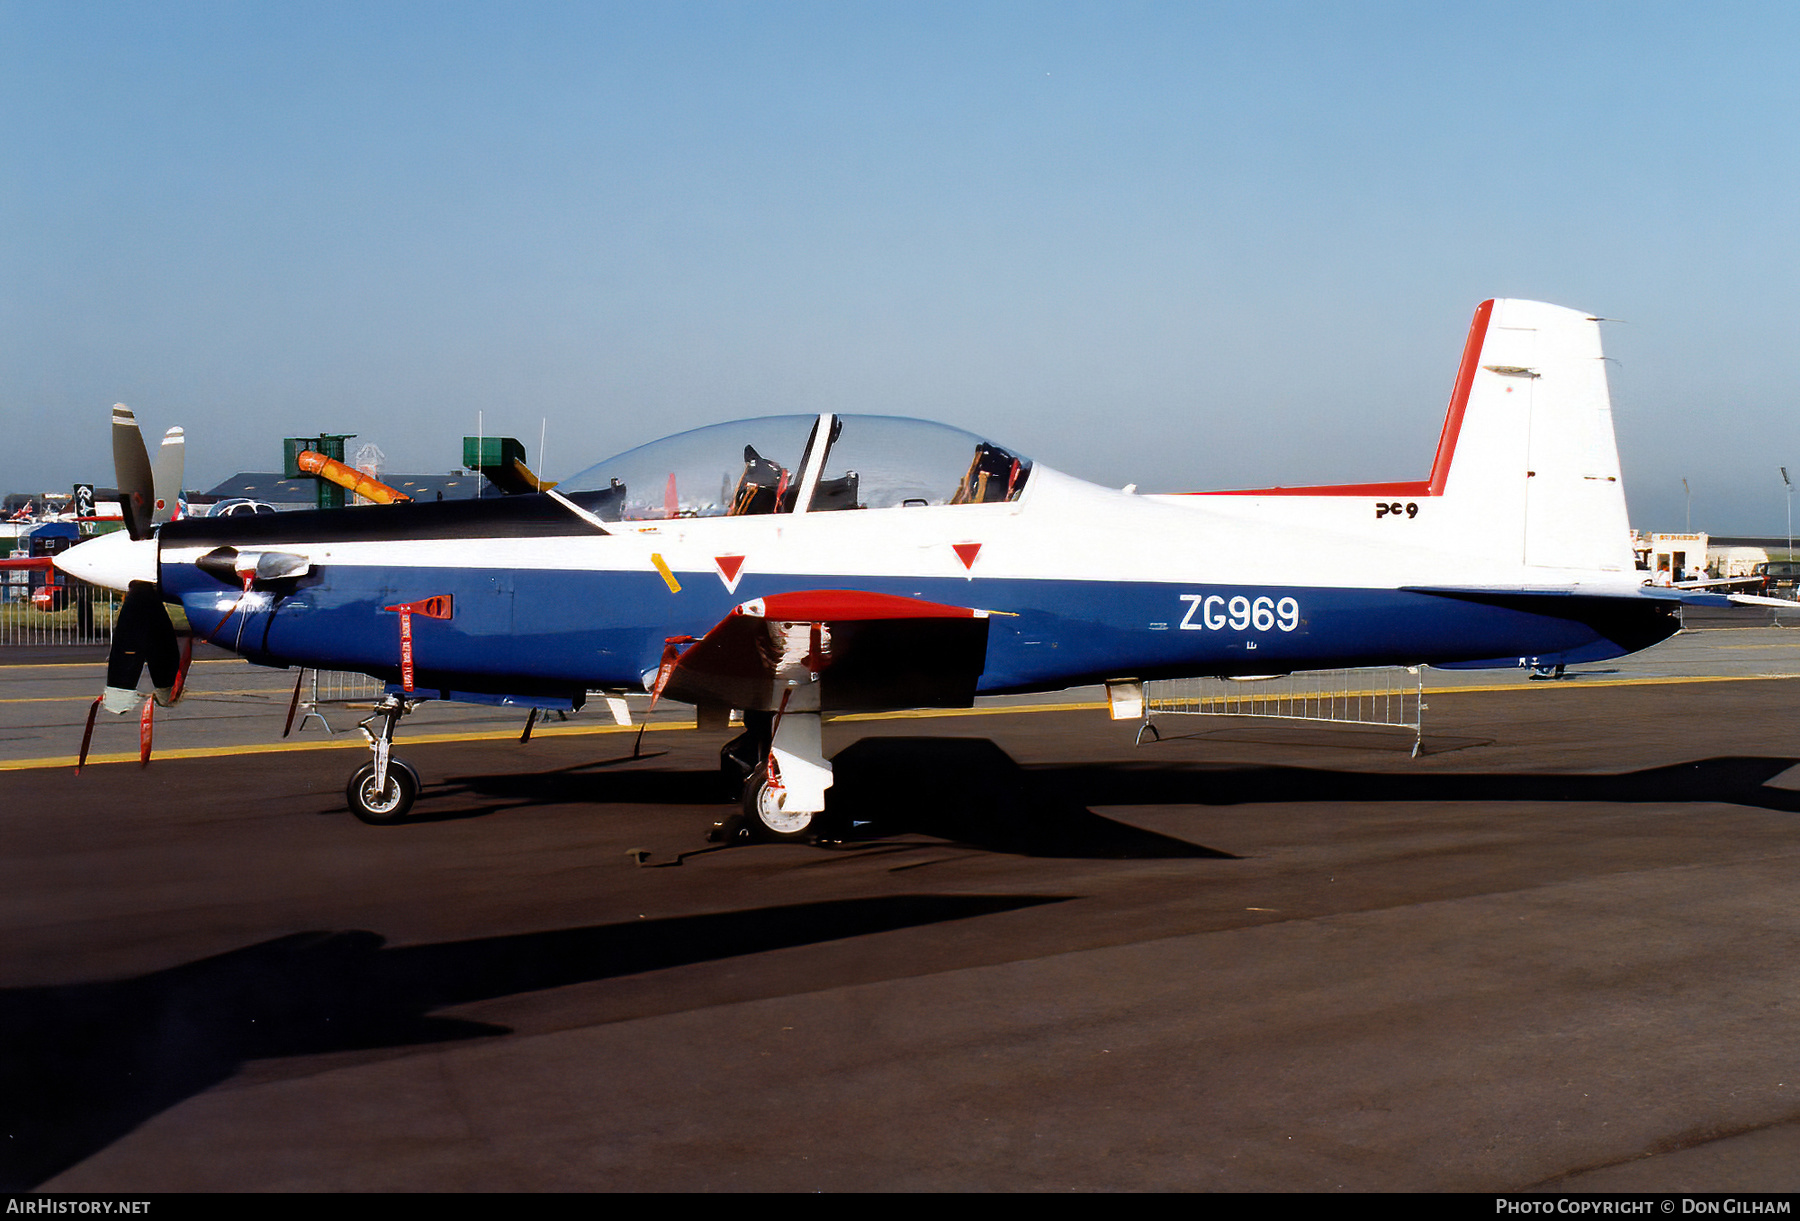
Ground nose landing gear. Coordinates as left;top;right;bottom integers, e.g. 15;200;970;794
346;694;420;824
346;757;421;823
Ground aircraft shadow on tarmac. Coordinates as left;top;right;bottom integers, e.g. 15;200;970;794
437;737;1238;859
0;892;1065;1191
1040;751;1800;814
432;736;1800;849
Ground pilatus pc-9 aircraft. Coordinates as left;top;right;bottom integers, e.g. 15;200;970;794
57;300;1778;838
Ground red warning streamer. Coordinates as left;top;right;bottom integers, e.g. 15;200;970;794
647;635;696;711
383;596;454;693
397;609;415;691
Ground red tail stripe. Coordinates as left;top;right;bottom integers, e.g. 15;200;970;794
1188;299;1495;498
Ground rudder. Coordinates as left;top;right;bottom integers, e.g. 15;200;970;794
1440;299;1633;576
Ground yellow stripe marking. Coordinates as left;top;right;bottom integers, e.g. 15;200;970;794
0;686;312;705
650;553;681;593
1419;672;1800;695
0;719;693;772
1700;643;1800;650
0;657;250;672
3;670;1797;772
836;700;1106;722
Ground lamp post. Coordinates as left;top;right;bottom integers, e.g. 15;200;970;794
1783;467;1793;562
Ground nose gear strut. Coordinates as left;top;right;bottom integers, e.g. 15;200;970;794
346;694;421;824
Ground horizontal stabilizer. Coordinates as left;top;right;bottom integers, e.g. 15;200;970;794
1413;582;1800;613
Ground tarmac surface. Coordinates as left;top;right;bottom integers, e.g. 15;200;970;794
4;613;1800;1191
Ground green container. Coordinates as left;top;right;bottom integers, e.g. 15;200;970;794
463;436;525;471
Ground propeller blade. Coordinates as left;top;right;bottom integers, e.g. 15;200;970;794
111;404;155;541
88;408;187;747
104;581;181;712
152;426;185;525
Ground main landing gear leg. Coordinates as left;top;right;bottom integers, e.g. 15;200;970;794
719;710;774;791
709;692;836;845
710;709;774;843
744;688;833;843
346;694;421;824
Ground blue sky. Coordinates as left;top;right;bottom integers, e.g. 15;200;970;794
4;2;1797;531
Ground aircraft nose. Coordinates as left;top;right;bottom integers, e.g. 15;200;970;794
54;529;158;591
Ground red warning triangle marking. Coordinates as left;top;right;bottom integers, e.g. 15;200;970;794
953;542;982;570
715;554;746;590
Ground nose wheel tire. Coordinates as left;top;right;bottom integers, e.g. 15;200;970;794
347;760;421;825
743;763;816;842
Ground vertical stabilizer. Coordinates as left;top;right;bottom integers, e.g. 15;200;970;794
1443;300;1633;575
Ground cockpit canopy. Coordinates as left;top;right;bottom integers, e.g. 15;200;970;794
559;414;1032;522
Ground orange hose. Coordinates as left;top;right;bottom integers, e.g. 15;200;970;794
296;451;411;504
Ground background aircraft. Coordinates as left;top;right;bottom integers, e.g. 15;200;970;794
56;300;1785;839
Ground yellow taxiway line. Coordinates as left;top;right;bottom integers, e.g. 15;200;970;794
0;719;696;771
0;658;249;672
4;668;1797;772
0;687;303;705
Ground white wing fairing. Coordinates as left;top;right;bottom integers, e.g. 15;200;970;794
57;300;1689;828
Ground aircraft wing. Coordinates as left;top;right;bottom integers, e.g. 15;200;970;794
657;590;994;714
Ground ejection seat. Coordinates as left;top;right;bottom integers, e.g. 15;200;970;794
950;442;1024;505
729;446;790;516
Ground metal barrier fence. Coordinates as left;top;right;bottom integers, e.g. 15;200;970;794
1141;667;1426;756
0;574;118;646
293;669;389;733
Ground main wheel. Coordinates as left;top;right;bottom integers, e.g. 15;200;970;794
742;763;816;842
346;760;421;825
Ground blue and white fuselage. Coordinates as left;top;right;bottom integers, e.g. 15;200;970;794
148;461;1670;701
66;300;1746;830
138;299;1677;702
